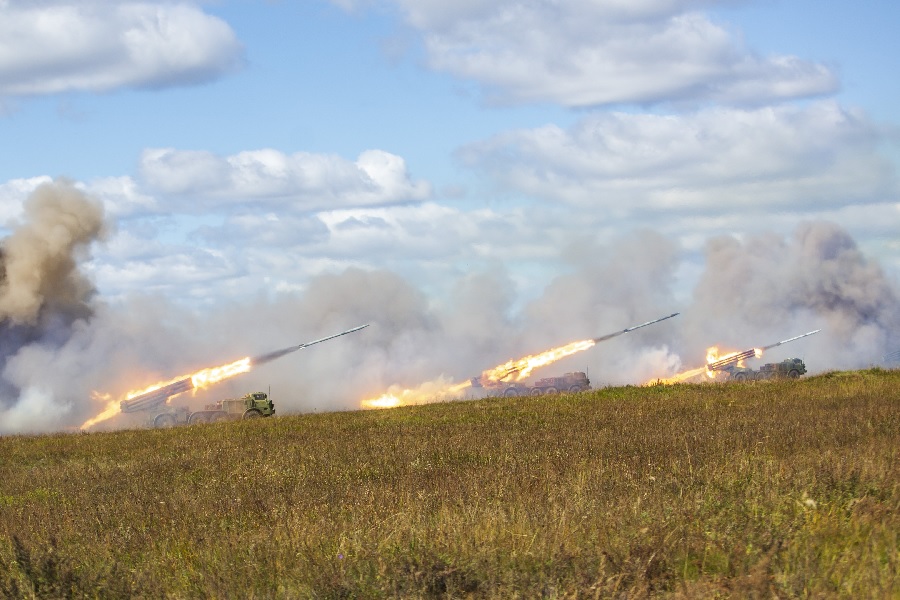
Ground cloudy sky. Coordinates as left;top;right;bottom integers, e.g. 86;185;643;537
0;0;899;431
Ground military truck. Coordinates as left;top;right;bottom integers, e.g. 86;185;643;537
724;358;806;382
528;372;591;395
477;372;591;397
147;392;275;427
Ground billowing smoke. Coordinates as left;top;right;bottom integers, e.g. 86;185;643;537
0;179;105;324
1;195;897;435
680;221;900;371
0;179;108;431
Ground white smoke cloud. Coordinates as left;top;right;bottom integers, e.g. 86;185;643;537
0;386;72;434
1;183;897;435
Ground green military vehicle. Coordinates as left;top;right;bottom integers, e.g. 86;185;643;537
725;358;806;382
148;392;275;427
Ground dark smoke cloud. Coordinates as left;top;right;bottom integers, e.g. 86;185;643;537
680;221;900;370
0;179;108;431
0;179;105;324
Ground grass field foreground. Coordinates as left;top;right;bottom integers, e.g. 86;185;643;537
1;369;898;598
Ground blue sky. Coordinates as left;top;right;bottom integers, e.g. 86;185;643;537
0;0;899;431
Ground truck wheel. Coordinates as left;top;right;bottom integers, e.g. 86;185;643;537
503;388;519;397
788;369;800;379
188;413;205;425
569;385;584;392
732;373;746;382
544;387;559;395
243;409;262;420
154;414;176;428
529;388;543;396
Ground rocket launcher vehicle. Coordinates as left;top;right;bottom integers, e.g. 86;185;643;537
707;329;821;372
119;324;369;414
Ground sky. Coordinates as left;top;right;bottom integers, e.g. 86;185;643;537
0;0;899;433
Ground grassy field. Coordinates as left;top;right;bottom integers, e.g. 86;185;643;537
1;369;898;598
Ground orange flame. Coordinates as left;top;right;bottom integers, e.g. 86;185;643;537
191;357;251;388
480;339;596;384
79;392;119;430
80;357;253;430
361;380;471;410
360;338;597;409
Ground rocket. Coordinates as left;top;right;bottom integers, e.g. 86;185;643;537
707;329;820;372
592;312;680;343
119;324;369;413
251;324;370;366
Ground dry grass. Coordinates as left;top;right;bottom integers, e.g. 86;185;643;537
1;369;898;598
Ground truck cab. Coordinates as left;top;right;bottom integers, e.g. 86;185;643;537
217;392;275;418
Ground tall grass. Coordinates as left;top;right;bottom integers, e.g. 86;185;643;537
1;369;898;598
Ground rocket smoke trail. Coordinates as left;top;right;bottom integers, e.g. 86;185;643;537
250;324;369;366
592;313;680;343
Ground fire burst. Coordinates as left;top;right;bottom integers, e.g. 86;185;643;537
480;339;596;383
361;379;471;410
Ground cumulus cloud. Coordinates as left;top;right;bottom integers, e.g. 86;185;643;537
339;0;836;106
139;148;432;211
0;1;243;96
1;176;159;226
459;101;898;216
0;177;53;224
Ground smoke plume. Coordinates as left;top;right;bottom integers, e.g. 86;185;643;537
0;180;108;430
1;198;898;435
681;221;900;370
0;179;105;325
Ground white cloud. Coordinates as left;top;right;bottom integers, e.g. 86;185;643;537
0;2;243;96
0;176;52;224
83;176;159;218
139;148;432;211
346;0;836;107
458;101;898;216
0;175;158;229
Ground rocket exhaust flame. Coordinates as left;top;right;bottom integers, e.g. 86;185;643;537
361;313;679;409
479;339;597;384
80;324;369;430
